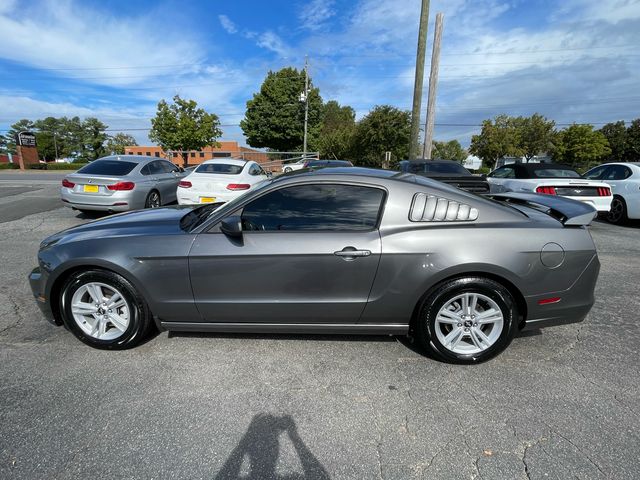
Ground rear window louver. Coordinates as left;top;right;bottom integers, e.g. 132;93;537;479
410;193;479;222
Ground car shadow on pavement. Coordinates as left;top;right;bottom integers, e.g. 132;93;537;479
214;413;330;479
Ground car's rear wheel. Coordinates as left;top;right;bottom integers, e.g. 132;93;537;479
145;190;161;208
60;270;153;349
607;196;628;225
284;167;292;173
415;277;518;364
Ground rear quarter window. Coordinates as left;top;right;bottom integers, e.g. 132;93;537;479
77;160;137;176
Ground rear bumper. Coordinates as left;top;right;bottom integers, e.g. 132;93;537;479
177;190;241;205
562;195;612;213
29;267;60;325
61;187;144;211
522;254;600;330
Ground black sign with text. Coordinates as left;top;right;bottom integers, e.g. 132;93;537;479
16;131;37;147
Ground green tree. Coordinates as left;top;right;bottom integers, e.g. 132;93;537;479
311;100;356;159
599;121;627;162
626;119;640;161
431;139;467;162
551;124;611;168
32;117;63;161
5;119;35;153
106;133;138;155
79;117;109;161
353;105;411;168
241;67;323;152
469;115;523;169
149;95;222;167
515;113;556;161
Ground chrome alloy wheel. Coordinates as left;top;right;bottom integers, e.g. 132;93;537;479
435;292;504;355
147;191;161;208
70;282;130;340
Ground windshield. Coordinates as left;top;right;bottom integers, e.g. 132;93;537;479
532;168;581;178
404;162;469;176
195;163;244;174
77;160;137;176
180;179;273;231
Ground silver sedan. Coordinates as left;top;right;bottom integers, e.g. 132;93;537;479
61;155;185;213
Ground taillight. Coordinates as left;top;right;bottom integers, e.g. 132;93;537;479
107;181;135;191
62;179;75;188
226;183;251;191
536;186;556;195
597;187;611;196
178;180;192;188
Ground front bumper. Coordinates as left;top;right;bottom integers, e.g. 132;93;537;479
29;267;59;325
522;254;600;330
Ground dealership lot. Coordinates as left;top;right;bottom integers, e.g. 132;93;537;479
0;180;639;479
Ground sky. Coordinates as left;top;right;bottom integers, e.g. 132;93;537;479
0;0;639;148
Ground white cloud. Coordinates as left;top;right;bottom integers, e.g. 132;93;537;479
0;0;200;87
218;14;238;34
256;31;292;58
299;0;336;31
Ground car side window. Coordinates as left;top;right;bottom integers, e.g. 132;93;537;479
147;161;165;175
248;164;261;176
490;167;514;178
240;184;385;231
140;164;151;176
161;161;179;173
604;165;631;180
584;165;608;180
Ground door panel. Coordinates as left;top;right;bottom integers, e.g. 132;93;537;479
188;231;381;323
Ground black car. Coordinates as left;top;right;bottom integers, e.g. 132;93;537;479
399;160;490;194
304;159;354;170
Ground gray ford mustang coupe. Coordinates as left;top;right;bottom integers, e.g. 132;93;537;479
30;167;600;363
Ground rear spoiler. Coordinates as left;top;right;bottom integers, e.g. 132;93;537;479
488;192;597;226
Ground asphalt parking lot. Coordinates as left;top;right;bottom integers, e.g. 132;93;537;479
0;178;639;479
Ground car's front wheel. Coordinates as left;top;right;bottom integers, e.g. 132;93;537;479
284;167;292;173
607;196;628;225
60;270;154;349
415;277;518;364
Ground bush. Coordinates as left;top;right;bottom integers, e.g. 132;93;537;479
0;163;19;169
27;163;47;170
477;166;491;175
45;162;86;170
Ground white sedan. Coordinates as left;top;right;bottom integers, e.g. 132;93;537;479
282;157;307;173
584;162;640;224
487;163;613;213
177;159;269;205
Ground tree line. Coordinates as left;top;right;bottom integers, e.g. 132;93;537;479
0;117;137;162
469;113;640;170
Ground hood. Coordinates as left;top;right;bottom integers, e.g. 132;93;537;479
40;206;191;249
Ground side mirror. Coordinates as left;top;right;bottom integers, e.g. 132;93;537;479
220;215;243;238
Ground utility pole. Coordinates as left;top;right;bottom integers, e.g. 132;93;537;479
409;0;430;160
302;55;310;158
53;132;59;162
422;12;444;160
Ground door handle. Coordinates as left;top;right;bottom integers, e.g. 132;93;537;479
334;247;371;260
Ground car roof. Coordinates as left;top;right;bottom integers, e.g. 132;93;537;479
200;158;249;166
98;155;158;163
401;159;462;165
504;163;577;174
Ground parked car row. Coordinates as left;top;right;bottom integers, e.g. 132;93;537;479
59;155;640;226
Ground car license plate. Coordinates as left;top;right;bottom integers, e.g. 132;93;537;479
83;185;99;193
200;197;215;203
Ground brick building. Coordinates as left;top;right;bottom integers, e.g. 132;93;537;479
124;141;269;166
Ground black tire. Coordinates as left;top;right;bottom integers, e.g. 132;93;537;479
60;269;153;350
145;190;161;208
415;277;518;364
284;167;292;173
607;196;628;225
